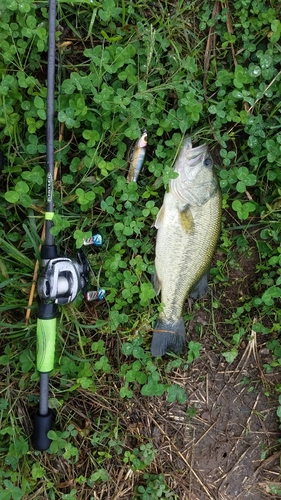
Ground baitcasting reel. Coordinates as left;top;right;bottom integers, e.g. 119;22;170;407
37;235;105;306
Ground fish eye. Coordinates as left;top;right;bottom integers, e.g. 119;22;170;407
204;158;213;168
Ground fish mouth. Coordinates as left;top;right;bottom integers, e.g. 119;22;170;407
183;137;208;165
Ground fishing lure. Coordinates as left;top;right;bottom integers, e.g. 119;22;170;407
127;130;147;183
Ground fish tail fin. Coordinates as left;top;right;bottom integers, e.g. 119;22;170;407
151;318;186;357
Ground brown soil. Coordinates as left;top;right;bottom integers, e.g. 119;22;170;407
134;343;281;500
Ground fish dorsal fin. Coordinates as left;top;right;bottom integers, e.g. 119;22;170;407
154;205;165;229
179;206;194;233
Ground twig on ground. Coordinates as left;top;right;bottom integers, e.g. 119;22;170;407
203;1;221;96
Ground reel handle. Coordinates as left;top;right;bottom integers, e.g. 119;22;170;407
32;411;53;451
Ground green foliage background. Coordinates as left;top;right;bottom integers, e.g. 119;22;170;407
0;0;281;498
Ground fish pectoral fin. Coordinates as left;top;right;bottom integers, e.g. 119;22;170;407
179;206;194;233
154;205;165;229
152;272;161;295
189;271;209;299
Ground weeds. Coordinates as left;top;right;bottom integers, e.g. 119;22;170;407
1;0;281;498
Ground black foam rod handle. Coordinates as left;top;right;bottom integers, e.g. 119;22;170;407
32;411;53;451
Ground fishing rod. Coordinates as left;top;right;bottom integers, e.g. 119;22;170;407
32;0;104;451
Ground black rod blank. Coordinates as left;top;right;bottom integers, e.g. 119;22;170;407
45;0;56;247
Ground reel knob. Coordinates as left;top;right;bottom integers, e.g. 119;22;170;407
83;233;103;247
86;289;106;302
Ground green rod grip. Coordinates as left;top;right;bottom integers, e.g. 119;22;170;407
36;318;56;373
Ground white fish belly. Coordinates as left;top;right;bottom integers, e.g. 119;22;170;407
155;193;221;322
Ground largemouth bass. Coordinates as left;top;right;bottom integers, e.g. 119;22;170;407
151;137;221;357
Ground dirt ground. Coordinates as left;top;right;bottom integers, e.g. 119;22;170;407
126;339;280;500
